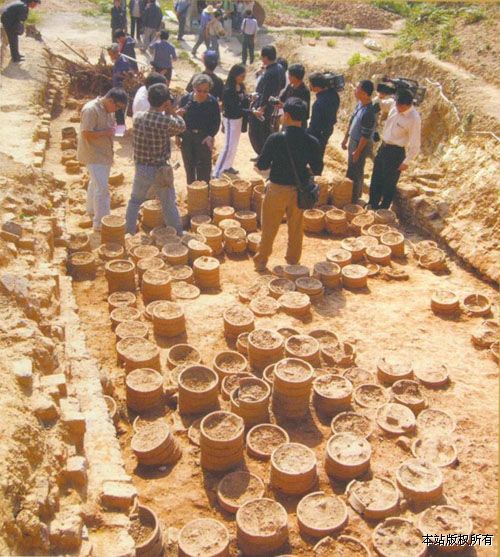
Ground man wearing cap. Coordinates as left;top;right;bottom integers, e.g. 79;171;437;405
369;88;421;209
186;50;224;101
108;43;133;134
1;0;40;64
342;80;376;204
191;3;215;57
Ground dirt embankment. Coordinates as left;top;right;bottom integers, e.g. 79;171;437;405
337;54;500;284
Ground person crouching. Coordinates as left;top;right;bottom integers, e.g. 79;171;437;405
252;98;323;272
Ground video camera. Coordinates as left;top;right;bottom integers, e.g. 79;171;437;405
377;77;426;106
322;72;345;92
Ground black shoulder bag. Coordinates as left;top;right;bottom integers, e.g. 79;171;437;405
283;133;319;210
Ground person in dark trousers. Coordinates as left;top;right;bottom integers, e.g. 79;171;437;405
126;83;186;235
108;43;132;130
186;50;224;101
213;64;249;178
174;0;190;40
128;0;144;40
178;73;221;184
149;29;176;84
248;45;285;157
279;63;310;127
1;0;39;63
240;9;257;65
307;72;340;160
253;98;323;271
191;4;214;56
111;0;127;42
114;29;138;71
369;88;421;209
342;80;376;204
141;0;163;51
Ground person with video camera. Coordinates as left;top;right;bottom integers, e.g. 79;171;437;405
252;98;323;272
342;80;376;204
248;45;286;157
369;88;421;210
307;72;340;160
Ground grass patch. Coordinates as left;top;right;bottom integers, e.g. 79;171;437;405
347;52;372;67
266;0;314;19
326;38;337;48
81;0;109;17
26;9;42;25
289;27;366;38
371;0;410;18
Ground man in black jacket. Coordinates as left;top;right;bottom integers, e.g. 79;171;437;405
307;72;340;160
111;0;127;42
141;0;163;51
1;0;40;63
279;63;310;127
248;44;285;157
128;0;144;41
253;98;323;271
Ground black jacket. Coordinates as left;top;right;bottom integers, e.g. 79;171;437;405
186;71;224;101
222;86;249;119
307;87;340;147
255;62;285;111
1;0;28;28
141;2;163;28
111;6;127;29
280;82;311;121
179;93;221;139
128;0;145;17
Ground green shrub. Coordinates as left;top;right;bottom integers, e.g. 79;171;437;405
26;10;42;24
371;0;411;18
348;52;371;67
327;39;337;48
461;7;486;25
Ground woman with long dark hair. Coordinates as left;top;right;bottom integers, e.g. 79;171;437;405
213;63;249;178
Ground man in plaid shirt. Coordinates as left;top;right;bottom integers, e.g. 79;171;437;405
125;83;186;234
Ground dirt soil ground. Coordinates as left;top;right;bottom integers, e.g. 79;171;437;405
0;1;498;555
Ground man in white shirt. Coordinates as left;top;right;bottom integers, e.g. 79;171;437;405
132;71;167;114
241;9;258;65
369;88;421;209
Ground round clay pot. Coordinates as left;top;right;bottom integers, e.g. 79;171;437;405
341;237;366;265
285;335;320;366
431;290;460;314
101;215;125;245
341;264;368;289
188;240;212;265
178;365;219;415
187;181;209;216
325;209;348;236
365;262;380;277
270;443;318;495
366;244;392;266
418;506;472;554
325;433;371;480
104;395;118;423
200;411;245;471
239;281;269;303
326;248;352;268
223;305;255;338
351;212;375;235
418;248;446;271
193;256;220;289
144;300;165;321
272;358;314;418
190;214;211;232
217;471;265;514
471;319;498;348
373;518;427;557
213;206;235;226
247;329;284;373
246;423;289;460
116;337;160;373
131;244;160;263
297;491;348;537
162;243;189;266
150;225;177;247
377;356;414;384
197;224;223;255
353;383;390;409
210;179;232;209
331;411;373;439
343;203;365;222
231;180;253;211
376;403;416;435
141;268;171;304
391;380;427;414
367;223;390;239
130;504;165;557
396;458;443;504
295;277;324;300
68;251;96;280
314;535;370;556
322;341;356;367
313;374;353;415
303;208;325;233
462;293;491;316
414;364;449;388
181;231;206;247
169;265;194;284
213;350;248;381
115;320;149;342
221;372;253;401
126;233;154;253
141;199;163;229
105;259;136;293
268;278;295;299
358;234;379;251
108;290;137;312
250;296;280;317
68;233;91;254
167;344;201;369
278;291;311;317
171;281;200;300
411;437;458;468
262;363;275;389
230;377;270;427
218;218;241;232
236;332;250;355
283;264;309;281
346;476;399;521
224;226;247;254
236;498;288;555
246;232;261;253
235;210;258;233
342;366;375;386
374;209;396;224
136;257;165;284
125;368;163;413
110;305;141;330
131;421;181;466
178;518;229;557
381;231;405;257
313;261;342;288
152;301;185;337
417;408;456;437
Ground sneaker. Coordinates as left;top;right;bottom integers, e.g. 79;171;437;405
225;167;239;175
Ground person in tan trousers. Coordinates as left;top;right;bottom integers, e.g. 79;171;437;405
253;98;323;272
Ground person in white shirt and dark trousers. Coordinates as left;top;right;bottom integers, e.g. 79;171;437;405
369;88;421;209
241;10;258;65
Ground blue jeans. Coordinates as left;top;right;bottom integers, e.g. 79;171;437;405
86;164;111;230
125;164;182;235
